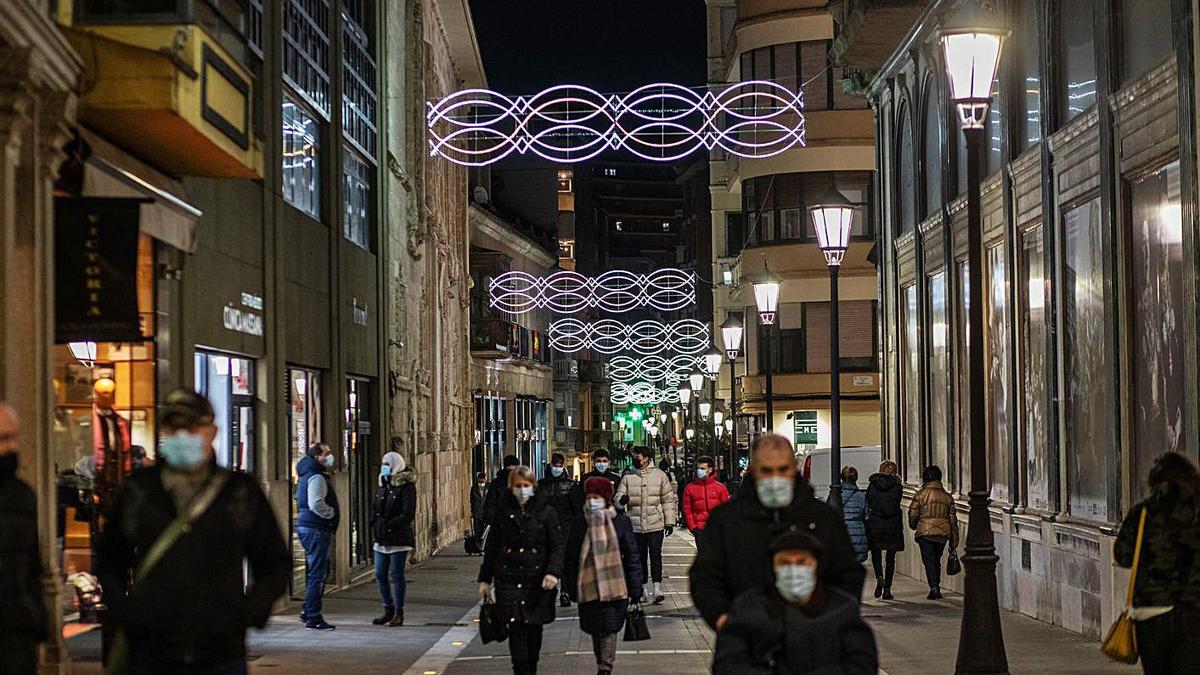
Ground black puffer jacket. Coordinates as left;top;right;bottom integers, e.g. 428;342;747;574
864;473;905;551
0;465;48;641
478;492;566;626
537;471;583;535
689;476;865;629
371;470;416;548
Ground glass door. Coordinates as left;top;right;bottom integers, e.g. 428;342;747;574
344;377;374;568
194;351;255;473
287;367;321;596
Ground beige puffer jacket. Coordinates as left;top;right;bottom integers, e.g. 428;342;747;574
908;481;959;547
615;467;677;534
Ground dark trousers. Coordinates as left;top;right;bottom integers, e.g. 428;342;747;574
917;537;946;589
0;634;37;675
1136;607;1200;675
297;527;331;621
374;549;409;607
870;548;897;588
691;528;704;555
636;530;665;584
508;622;544;674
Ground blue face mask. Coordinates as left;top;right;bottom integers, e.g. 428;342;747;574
322;454;335;469
380;464;392;477
159;431;206;470
550;466;565;478
696;468;708;479
594;462;609;473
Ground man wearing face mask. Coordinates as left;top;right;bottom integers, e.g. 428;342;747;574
295;442;339;630
614;446;676;604
581;449;622;491
712;531;877;674
537;453;584;607
96;389;289;673
682;456;730;553
689;433;863;631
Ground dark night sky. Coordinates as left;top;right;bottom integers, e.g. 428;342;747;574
467;0;707;94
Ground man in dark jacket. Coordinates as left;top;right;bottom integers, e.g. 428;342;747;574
581;448;622;489
0;403;48;674
295;442;339;629
538;452;584;606
689;433;864;630
96;389;289;672
482;454;520;527
469;471;488;539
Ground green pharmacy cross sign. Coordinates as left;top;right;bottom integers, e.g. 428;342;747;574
793;411;818;446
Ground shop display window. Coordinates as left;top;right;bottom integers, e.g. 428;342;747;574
287;367;322;594
194;351;255;474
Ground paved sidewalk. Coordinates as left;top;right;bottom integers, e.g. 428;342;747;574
67;531;1138;674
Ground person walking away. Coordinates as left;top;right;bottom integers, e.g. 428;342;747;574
0;403;49;674
865;460;904;600
836;466;869;564
538;452;584;607
371;452;416;627
581;450;621;490
478;466;566;675
615;446;676;604
908;465;958;600
689;433;864;631
682;455;730;552
1114;452;1200;674
564;477;643;675
713;531;877;674
96;389;289;673
295;442;339;629
470;471;488;540
482;454;520;527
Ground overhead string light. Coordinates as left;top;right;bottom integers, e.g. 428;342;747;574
427;81;806;166
548;318;709;354
490;269;695;315
611;381;681;405
606;354;704;385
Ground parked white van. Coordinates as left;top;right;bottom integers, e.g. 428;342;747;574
800;445;883;501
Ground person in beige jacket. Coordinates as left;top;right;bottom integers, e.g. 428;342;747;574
907;465;958;600
615;446;677;604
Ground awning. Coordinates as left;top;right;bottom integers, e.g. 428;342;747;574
80;129;202;253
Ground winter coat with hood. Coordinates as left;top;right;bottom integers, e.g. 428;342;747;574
688;475;866;629
478;491;567;626
683;474;731;531
0;458;47;642
864;473;905;551
1114;480;1200;608
838;482;869;562
371;452;416;549
908;480;959;547
615;465;677;533
563;510;644;635
713;586;878;675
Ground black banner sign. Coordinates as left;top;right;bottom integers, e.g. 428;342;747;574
55;197;146;344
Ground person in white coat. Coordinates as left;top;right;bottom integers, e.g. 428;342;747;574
615;446;677;604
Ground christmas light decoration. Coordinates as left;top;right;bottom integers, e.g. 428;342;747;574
490;268;695;315
427;81;806;167
611;382;680;405
548;318;709;354
607;354;704;385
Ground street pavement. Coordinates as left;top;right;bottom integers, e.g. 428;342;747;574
67;530;1137;674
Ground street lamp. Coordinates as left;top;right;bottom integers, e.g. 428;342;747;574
720;314;744;479
676;381;692;406
688;370;705;393
714;410;724;427
809;183;857;513
685;428;695;441
939;7;1008;674
751;262;781;431
699;400;712;419
703;346;723;380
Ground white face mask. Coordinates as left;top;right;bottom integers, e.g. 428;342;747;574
550;466;565;478
594;462;609;473
512;485;534;504
775;564;817;604
585;497;606;512
755;476;794;509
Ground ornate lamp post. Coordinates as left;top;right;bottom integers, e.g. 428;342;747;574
809;183;858;512
720;315;744;478
939;7;1008;674
750;262;781;431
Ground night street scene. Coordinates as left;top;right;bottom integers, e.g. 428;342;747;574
4;0;1200;673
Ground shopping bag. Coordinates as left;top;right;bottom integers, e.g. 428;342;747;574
479;600;508;644
1102;508;1146;664
946;548;962;576
623;603;651;641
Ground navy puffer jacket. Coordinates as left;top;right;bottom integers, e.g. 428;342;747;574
838;482;869;562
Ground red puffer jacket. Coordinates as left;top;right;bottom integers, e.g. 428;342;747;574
682;475;730;531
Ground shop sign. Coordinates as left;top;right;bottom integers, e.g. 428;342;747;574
852;375;874;386
54;197;146;343
793;410;818;446
223;291;263;336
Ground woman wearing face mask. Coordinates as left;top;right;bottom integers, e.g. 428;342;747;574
370;452;416;627
478;466;566;675
713;531;878;674
564;477;643;675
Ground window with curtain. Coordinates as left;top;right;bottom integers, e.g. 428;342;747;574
805;300;876;373
1061;199;1113;521
986;244;1011;503
1020;226;1050;511
1121;0;1173;86
1060;0;1097;121
923;85;943;217
902;285;922;484
928;271;951;487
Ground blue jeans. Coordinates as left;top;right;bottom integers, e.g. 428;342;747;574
297;527;331;622
374;550;409;607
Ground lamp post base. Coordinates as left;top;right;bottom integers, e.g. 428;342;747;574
954;491;1009;674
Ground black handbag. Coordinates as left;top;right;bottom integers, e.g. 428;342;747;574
479;601;508;644
946;548;962;576
623;603;651;642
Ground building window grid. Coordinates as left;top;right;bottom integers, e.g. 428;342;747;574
283;0;332;119
342;6;378;159
282;95;321;218
743;172;871;246
343;148;371;249
247;0;264;58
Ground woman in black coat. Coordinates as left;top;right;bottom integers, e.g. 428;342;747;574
864;460;904;600
478;466;566;675
370;452;416;627
565;477;643;675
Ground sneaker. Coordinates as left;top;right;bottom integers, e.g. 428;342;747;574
306;619;336;630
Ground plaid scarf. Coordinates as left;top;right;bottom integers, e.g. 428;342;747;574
578;506;628;603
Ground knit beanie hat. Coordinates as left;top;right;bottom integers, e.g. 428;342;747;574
583;476;615;505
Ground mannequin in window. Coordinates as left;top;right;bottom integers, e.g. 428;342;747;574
92;378;131;505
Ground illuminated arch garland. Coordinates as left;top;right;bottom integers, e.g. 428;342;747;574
427;81;806;166
490;269;695;315
548;318;709;354
611;381;681;405
607;354;703;385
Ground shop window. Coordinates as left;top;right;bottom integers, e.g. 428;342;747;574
287;367;322;595
985;244;1011;503
194;351;255;474
342;0;377;157
955;261;971;493
282;96;321;219
1017;0;1042;150
1129;161;1188;502
1019;226;1050;511
923;84;943;216
901;285;921;485
343;149;372;249
1061;199;1114;521
344;377;374;568
283;0;332;117
927;271;951;489
1121;0;1173;86
1060;0;1097;121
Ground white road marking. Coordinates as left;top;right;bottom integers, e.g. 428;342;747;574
402;600;482;675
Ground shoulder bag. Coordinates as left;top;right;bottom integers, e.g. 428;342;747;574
946;547;962;576
1101;507;1145;664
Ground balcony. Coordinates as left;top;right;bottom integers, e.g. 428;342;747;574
471;317;512;359
59;0;262;178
